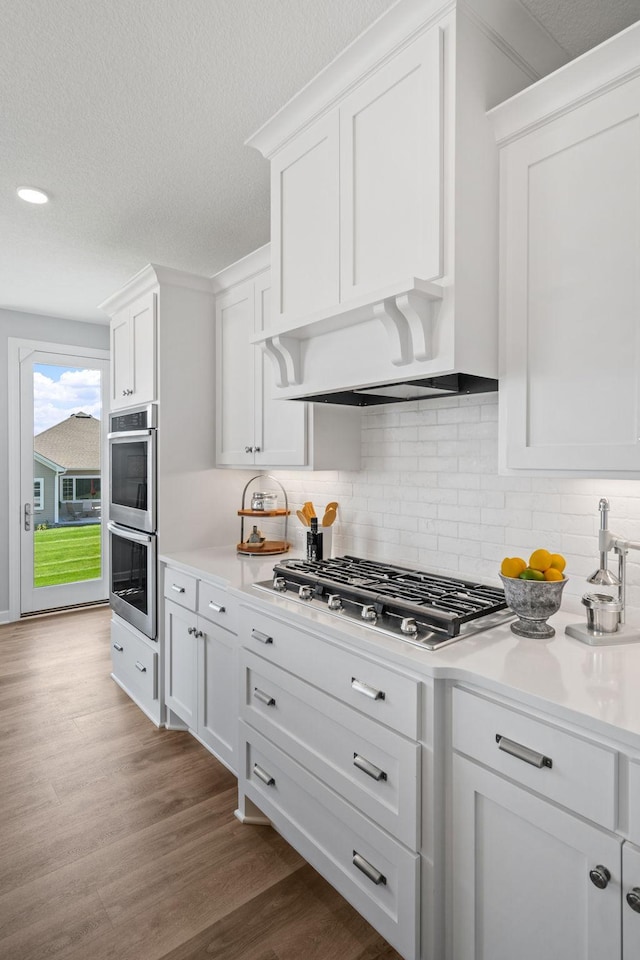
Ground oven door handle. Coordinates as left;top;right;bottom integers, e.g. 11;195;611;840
107;521;153;544
108;429;154;440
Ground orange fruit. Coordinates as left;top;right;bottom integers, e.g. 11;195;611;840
500;557;527;578
544;568;564;581
529;548;552;572
549;553;566;573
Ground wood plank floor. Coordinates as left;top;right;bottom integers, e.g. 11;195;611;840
0;608;402;960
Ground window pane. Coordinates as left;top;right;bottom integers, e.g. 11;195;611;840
33;479;43;510
62;477;74;500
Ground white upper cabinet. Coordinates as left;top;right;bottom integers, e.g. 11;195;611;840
272;114;340;327
213;246;360;470
246;0;567;401
492;23;640;475
109;290;156;409
339;28;443;302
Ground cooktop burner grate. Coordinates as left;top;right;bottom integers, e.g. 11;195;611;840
253;555;510;649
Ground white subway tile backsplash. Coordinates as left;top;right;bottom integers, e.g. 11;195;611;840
275;393;640;623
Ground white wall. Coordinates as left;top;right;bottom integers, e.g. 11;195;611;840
276;393;640;624
0;308;109;620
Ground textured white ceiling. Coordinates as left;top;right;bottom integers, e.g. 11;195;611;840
1;0;639;323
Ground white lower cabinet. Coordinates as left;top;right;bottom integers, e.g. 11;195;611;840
452;754;621;960
163;567;238;774
110;614;160;725
624;843;640;960
451;686;640;960
238;604;423;960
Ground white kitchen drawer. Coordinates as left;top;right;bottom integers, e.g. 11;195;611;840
241;607;420;739
163;567;197;610
242;649;420;848
630;759;640;845
198;579;238;634
452;687;617;829
241;722;419;960
111;616;158;712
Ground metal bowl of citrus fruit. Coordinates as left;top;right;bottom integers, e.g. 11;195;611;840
499;550;568;639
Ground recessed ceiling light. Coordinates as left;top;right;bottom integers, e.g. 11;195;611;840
17;187;49;204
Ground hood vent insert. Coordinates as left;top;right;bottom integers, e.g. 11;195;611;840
296;374;498;406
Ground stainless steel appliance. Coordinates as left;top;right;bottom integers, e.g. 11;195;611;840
254;555;511;650
108;521;156;639
108;403;156;533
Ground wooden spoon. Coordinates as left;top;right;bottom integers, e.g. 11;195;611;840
302;501;316;520
322;507;337;527
296;509;310;526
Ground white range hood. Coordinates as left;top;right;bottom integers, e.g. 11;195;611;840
247;0;568;405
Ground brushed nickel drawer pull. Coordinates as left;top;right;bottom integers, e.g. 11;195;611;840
171;583;185;593
252;629;273;645
353;753;387;782
208;601;226;614
112;642;124;652
134;661;147;673
351;677;385;701
496;734;552;769
253;763;275;787
353;851;386;886
254;687;276;707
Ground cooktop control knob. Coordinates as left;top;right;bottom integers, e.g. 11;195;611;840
361;605;377;622
299;585;313;601
273;577;287;592
401;618;418;636
327;594;343;610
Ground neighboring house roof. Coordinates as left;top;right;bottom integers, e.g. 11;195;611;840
33;412;100;471
34;451;66;473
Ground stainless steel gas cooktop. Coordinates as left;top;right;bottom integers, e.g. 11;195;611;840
253;555;512;650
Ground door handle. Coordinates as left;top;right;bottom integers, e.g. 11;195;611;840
24;502;32;531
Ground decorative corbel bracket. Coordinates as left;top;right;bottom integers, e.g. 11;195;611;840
375;290;439;366
261;335;301;388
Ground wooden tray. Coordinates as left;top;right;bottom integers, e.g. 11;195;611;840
237;509;290;517
236;540;291;556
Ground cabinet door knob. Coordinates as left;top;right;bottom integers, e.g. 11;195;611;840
194;629;204;639
112;642;124;652
187;626;196;635
627;888;640;913
254;446;261;453
589;865;611;890
245;446;253;454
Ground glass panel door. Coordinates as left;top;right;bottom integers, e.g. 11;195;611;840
20;351;109;613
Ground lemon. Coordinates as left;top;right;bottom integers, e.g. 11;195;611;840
549;553;566;573
529;549;552;572
500;557;527;578
544;568;564;581
520;567;545;581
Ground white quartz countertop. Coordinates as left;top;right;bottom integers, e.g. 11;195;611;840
160;546;640;751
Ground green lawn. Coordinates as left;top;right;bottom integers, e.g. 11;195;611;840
34;525;102;587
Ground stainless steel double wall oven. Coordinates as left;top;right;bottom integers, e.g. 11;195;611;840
108;403;157;639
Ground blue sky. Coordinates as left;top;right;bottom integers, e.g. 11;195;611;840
33;364;102;435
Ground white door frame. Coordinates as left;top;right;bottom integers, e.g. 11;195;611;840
8;337;110;622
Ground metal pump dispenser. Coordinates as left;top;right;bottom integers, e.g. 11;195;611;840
566;498;640;645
